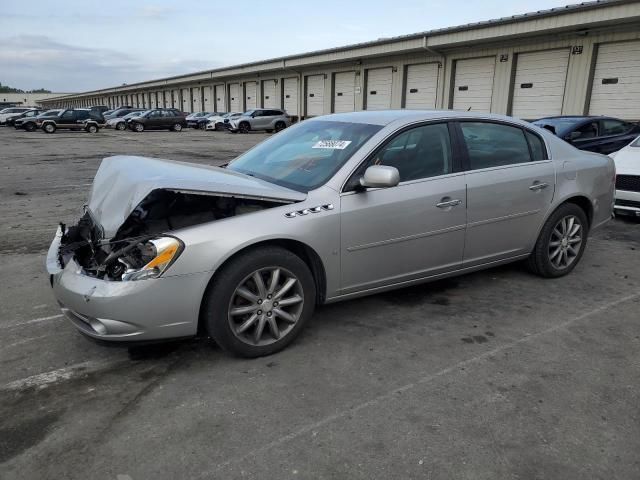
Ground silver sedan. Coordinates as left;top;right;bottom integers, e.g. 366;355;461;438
47;110;615;357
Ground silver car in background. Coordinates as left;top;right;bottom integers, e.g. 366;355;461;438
47;110;615;357
228;108;291;133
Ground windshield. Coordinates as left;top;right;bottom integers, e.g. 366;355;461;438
227;120;383;192
532;118;586;135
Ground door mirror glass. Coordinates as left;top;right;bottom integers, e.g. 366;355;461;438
360;165;400;189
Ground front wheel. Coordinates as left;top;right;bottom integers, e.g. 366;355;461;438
172;123;183;132
24;123;36;132
527;203;589;278
85;124;98;133
43;123;56;134
133;123;144;132
238;122;250;134
204;247;316;357
115;122;126;131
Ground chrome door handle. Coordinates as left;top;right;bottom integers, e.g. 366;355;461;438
529;182;549;191
436;198;461;208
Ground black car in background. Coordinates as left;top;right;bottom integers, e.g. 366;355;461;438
127;108;187;132
5;109;45;127
38;108;105;133
532;116;640;155
16;109;62;131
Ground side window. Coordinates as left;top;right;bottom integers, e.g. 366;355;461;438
61;110;74;120
370;123;452;182
77;111;90;120
573;122;599;139
600;119;630;136
460;122;531;169
525;131;547;161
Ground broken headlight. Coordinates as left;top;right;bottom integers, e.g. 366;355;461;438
120;237;183;281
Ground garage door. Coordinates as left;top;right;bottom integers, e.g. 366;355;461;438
245;82;257;110
283;77;299;116
366;67;393;110
192;87;202;112
162;90;170;108
511;49;570;119
262;80;277;108
589;40;640;119
229;83;240;112
203;86;213;111
333;71;356;113
215;85;226;112
181;88;191;112
306;75;324;117
453;57;496;113
404;63;439;109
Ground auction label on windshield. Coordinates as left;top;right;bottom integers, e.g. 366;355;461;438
312;140;352;150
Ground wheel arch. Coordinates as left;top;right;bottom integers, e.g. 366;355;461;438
197;238;327;335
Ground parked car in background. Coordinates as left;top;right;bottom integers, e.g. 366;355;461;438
0;107;36;125
610;136;640;218
5;108;44;127
185;111;211;124
228;109;290;133
38;108;105;134
17;110;62;132
188;112;220;130
205;112;242;131
107;111;145;130
90;105;110;114
46;110;614;357
127;108;186;132
532;116;640;155
104;108;144;121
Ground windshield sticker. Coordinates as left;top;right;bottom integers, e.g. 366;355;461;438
312;140;352;150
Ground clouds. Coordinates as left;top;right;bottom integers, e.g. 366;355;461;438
0;35;214;92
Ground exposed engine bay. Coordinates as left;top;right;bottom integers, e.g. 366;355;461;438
57;190;288;281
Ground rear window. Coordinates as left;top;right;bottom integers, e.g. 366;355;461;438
460;122;533;170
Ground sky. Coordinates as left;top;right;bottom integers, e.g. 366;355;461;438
1;0;575;93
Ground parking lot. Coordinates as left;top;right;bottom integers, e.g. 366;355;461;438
1;126;639;479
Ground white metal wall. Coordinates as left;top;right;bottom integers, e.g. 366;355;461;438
262;80;277;108
215;85;226;112
305;75;324;116
181;88;190;112
283;77;299;116
245;82;257;110
404;63;439;109
192;87;202;112
203;86;213;111
333;71;356;113
365;67;393;110
452;57;496;113
589;40;640;118
511;49;570;119
229;83;240;111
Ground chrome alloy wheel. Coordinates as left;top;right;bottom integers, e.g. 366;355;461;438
228;267;304;346
548;215;582;269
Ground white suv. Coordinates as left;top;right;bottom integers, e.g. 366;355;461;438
228;109;291;133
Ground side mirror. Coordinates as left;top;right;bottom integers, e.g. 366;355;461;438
359;165;400;189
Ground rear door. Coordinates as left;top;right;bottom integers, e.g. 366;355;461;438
57;110;77;128
458;121;555;266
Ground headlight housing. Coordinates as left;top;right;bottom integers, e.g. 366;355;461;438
120;237;183;281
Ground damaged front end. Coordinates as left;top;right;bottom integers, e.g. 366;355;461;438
49;190;289;281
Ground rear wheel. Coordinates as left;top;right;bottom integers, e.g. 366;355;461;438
527;203;589;278
204;247;316;357
24;123;36;132
274;121;286;132
133;123;144;132
85;124;98;133
43;123;56;134
115;122;126;131
172;123;183;132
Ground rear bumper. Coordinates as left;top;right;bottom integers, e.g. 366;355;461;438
50;258;209;342
614;189;640;217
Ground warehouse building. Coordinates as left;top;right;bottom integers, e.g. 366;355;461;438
1;92;75;108
41;0;640;121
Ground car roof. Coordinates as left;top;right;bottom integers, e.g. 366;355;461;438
308;110;539;127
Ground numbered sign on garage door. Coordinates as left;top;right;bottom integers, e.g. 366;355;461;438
229;84;240;112
333;71;356;113
453;57;496;113
511;49;570;119
366;67;393;110
589;40;640;118
262;80;277;108
181;88;191;112
192;87;202;112
245;82;257;110
215;85;226;112
283;77;299;116
404;63;439;109
306;75;324;117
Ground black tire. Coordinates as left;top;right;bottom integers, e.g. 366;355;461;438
199;122;207;130
24;123;36;132
203;246;316;358
115;122;126;131
274;121;286;132
239;122;250;134
133;122;144;132
527;202;589;278
43;123;56;134
215;122;223;131
85;124;98;133
172;123;183;132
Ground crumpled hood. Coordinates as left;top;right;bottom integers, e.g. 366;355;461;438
88;155;306;238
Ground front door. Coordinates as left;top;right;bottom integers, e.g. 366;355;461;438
458;121;555;266
340;122;466;294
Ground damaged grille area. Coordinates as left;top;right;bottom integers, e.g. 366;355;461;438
58;189;288;281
